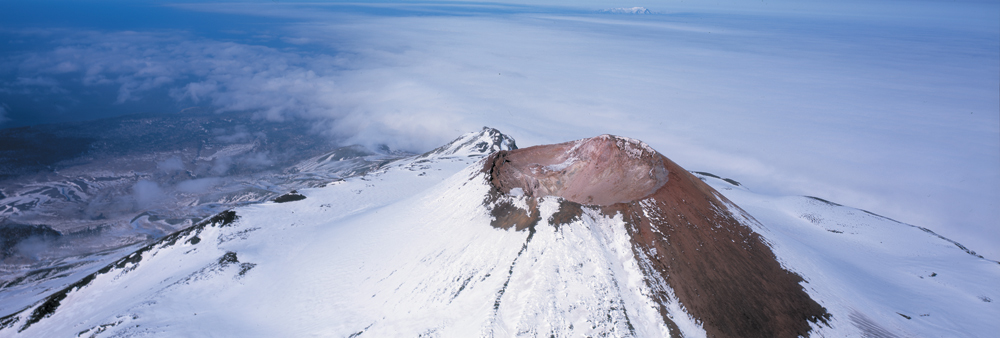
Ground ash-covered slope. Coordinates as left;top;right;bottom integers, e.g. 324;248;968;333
1;130;996;337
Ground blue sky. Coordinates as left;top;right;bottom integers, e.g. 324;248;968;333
1;0;998;258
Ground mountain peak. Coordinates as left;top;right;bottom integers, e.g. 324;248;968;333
482;134;830;337
3;130;994;338
417;127;517;159
484;134;667;206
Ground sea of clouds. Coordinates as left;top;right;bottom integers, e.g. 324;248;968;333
0;0;997;257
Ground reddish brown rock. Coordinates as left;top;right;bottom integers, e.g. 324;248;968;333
483;135;668;206
482;135;830;338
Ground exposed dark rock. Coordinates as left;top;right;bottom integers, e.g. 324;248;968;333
218;252;239;266
483;180;540;232
722;178;741;186
238;263;256;277
0;310;20;330
806;196;842;207
21;269;99;331
548;199;583;228
274;190;306;203
692;171;721;179
206;210;239;227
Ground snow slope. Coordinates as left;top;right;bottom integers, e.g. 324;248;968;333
697;173;1000;337
1;128;996;337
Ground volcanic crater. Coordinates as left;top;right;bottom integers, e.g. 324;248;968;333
482;134;830;338
485;134;668;206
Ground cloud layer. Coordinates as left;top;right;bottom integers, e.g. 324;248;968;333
1;1;997;257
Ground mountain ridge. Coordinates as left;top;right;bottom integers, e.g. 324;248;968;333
0;128;995;337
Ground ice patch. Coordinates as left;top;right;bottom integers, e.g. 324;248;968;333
543;157;577;172
508;187;524;197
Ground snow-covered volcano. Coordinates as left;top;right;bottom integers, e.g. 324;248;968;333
484;135;828;337
0;128;996;337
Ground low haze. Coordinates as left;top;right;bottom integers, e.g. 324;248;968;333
1;0;997;259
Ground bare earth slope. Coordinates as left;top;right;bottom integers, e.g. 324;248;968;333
484;135;829;337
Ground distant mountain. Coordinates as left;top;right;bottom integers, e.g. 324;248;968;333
599;7;653;15
0;129;996;337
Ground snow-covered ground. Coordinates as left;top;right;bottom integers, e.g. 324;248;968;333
2;129;995;337
699;173;999;337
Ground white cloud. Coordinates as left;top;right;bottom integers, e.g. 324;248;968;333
132;180;165;209
2;2;998;258
156;157;185;173
202;3;998;258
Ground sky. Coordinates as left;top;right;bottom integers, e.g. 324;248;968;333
0;0;998;258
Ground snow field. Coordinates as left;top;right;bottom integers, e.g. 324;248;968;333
700;174;1000;337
